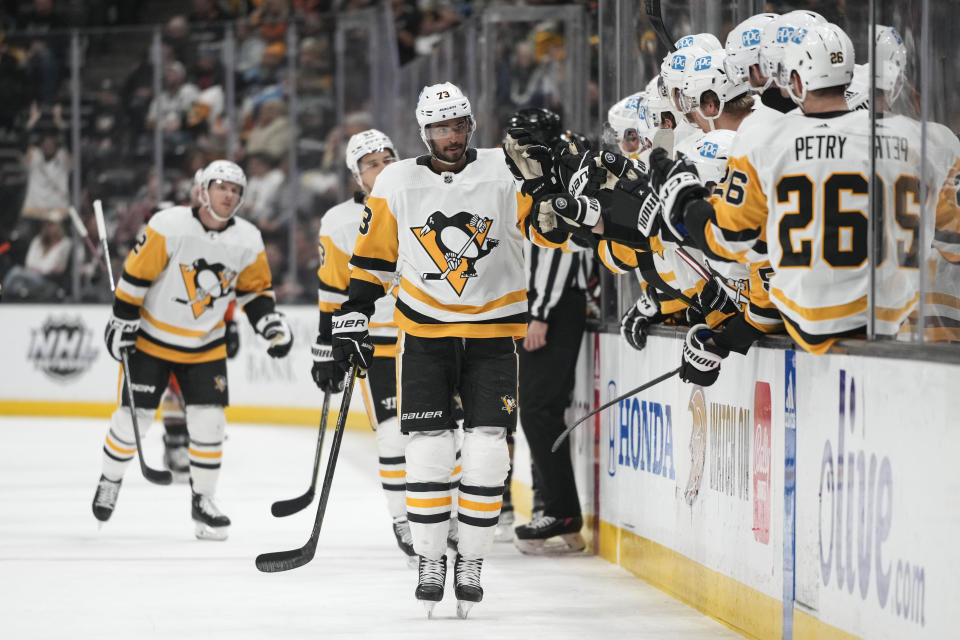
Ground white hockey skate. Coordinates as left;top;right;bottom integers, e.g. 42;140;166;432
453;554;483;619
415;555;447;618
191;493;230;541
391;517;418;568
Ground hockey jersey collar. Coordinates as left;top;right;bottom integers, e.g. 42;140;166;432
805;110;851;120
416;148;478;174
192;206;236;232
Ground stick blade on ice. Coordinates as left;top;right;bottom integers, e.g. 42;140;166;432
270;489;314;518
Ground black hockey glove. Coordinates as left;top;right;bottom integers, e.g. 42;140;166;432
648;148;709;240
687;277;741;326
104;314;139;362
620;288;662;352
533;193;601;236
331;310;374;372
311;339;346;392
680;324;730;387
255;312;293;358
503;128;558;200
225;319;240;359
553;136;594;192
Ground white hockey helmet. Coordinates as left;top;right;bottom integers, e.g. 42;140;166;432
690;128;735;187
779;23;855;106
759;10;826;88
415;82;474;151
875;25;907;102
674;33;723;52
723;13;779;86
678;51;751;128
345;128;397;185
198;159;246;222
661;45;710;113
642;75;679;129
605;91;652;153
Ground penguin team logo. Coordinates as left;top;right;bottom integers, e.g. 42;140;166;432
412;211;499;296
318;242;327;269
176;259;238;318
500;395;517;415
213;375;227;393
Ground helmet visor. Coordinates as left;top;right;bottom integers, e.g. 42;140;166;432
422;117;474;141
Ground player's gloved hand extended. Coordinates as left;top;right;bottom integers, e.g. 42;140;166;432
533;193;601;236
687;277;740;325
680;324;730;387
104;314;139;362
311;339;346;392
503;128;557;200
649;148;709;240
620;288;662;352
331;310;374;371
255;312;293;358
225;319;240;359
553;137;594;193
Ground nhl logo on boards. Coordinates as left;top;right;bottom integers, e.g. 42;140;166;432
28;316;99;381
412;211;500;296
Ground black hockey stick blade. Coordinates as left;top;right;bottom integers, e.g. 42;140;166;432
120;351;173;485
551;366;681;452
645;0;676;53
256;365;359;573
270;390;332;517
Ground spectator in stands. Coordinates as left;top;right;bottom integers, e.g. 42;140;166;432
17;0;66;32
241;40;287;94
248;0;290;45
241;152;285;233
245;96;291;161
415;0;461;55
145;60;200;150
0;31;28;129
296;35;333;95
163;15;197;72
87;78;126;160
234;17;267;78
391;0;421;65
21;103;70;222
23;39;60;105
2;210;71;301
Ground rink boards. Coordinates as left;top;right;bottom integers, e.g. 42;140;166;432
560;330;959;640
2;304;958;639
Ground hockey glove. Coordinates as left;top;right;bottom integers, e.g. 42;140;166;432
534;193;601;235
680;324;730;387
503;128;558;200
619;289;662;352
648;148;709;240
331;310;374;371
225;319;240;359
688;277;741;326
104;314;139;362
256;312;293;358
311;339;346;392
553;138;593;193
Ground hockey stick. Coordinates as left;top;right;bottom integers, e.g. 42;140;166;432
551;366;681;452
95;201;174;486
120;351;174;485
256;364;359;572
270;389;332;517
645;0;676;53
420;222;484;281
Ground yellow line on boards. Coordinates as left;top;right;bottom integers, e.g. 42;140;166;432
0;401;370;430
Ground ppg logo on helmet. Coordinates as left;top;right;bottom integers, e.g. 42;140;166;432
694;56;712;71
700;142;719;159
625;96;641;111
675;36;694;49
790;28;807;44
671;55;687;71
777;26;795;43
742;29;762;47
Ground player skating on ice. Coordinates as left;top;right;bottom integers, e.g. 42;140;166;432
92;159;293;540
312;128;463;565
330;83;565;618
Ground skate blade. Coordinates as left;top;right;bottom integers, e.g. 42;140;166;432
456;600;474;619
421;600;438;619
194;522;229;541
514;532;586;555
493;523;514;542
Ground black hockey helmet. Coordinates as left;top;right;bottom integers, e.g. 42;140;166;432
557;129;591;152
506;107;563;147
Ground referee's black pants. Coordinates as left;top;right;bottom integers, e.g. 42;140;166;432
518;288;585;519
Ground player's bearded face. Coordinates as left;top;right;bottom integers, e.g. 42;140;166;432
425;117;470;163
209;181;242;217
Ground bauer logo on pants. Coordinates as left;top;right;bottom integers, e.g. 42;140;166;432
411;211;499;296
28;316;99;381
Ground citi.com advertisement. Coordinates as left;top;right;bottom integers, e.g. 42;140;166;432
573;332;958;639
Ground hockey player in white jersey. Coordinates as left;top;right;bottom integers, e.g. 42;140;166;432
312;128;463;564
92;159;293;540
604;92;651;158
330;82;563;618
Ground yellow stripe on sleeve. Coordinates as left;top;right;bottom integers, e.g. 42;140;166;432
124;226;168;282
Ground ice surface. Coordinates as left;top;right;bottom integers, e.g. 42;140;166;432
0;416;740;639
